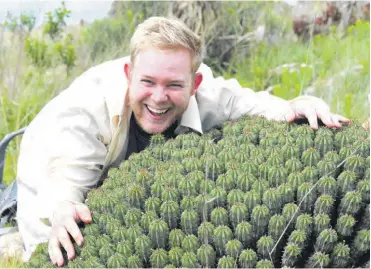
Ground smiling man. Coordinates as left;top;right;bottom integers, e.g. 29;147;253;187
126;48;202;134
14;16;349;266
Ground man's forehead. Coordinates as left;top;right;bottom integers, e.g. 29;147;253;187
133;48;192;77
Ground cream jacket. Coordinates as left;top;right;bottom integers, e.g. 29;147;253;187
16;56;293;259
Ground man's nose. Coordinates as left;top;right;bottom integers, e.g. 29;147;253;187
151;86;168;103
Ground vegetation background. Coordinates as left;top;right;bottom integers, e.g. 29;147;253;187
0;0;369;210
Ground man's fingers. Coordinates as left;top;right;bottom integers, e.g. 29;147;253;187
56;226;75;261
49;235;64;267
316;108;334;128
64;219;84;247
336;114;351;124
75;203;92;224
331;114;342;128
304;108;319;130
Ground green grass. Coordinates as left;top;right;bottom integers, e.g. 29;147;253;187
225;20;370;122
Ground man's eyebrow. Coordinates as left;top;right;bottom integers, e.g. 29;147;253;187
141;75;155;80
141;75;185;84
168;80;185;84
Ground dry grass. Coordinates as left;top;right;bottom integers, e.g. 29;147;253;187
0;256;24;268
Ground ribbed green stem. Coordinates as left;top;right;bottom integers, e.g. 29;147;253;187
134;235;151;264
181;209;200;235
197;244;216;268
217;256;237;268
239;249;257;268
314;213;331;237
182;234;200;253
314;228;338;253
251;205;270;239
288;230;307;249
235;221;253;248
257;235;275;259
295;214;313;235
160;201;180;229
268;214;286;242
330;242;350;268
181;252;200;268
213;225;233;256
107;253;127;268
229;203;248;229
256;259;274;268
168;247;183;268
198;221;215;245
149;220;169;249
225;239;243;258
169;229;185;248
305;252;330;268
335;214;355;237
127;255;143;268
282;243;302;268
150;249;169;268
263;188;282;215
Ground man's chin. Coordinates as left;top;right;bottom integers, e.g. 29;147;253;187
140;122;172;134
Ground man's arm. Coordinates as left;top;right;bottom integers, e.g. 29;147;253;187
196;63;349;129
16;76;110;265
39;106;108;266
35;107;107;220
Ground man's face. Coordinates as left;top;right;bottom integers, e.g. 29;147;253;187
125;48;202;134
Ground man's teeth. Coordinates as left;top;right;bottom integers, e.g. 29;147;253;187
147;105;168;114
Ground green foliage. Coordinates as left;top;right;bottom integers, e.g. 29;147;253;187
43;1;71;40
4;12;36;34
53;34;76;72
80;10;140;61
226;21;370;122
24;37;50;67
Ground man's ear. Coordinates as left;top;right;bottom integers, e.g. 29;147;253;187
191;72;203;96
124;62;131;83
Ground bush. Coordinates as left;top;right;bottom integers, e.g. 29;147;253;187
79;10;142;61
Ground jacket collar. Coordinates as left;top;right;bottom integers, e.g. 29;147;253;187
177;95;203;134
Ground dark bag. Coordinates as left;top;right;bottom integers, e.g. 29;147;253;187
0;127;26;236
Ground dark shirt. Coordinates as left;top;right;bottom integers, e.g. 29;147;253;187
99;114;178;184
124;114;178;160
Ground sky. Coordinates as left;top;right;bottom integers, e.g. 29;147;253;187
0;0;114;26
0;0;300;27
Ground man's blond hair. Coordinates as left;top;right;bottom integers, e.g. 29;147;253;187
129;16;203;74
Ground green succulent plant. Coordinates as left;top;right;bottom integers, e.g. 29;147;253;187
26;115;370;268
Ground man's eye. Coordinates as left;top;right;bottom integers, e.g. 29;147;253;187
168;84;183;88
141;79;154;85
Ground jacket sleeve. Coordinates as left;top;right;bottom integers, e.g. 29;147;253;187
17;72;111;223
36;105;108;222
196;63;294;130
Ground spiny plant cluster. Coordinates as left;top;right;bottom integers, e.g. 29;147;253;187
26;115;370;268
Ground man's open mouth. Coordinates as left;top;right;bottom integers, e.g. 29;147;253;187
145;105;170;116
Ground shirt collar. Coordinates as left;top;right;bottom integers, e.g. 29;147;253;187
177;95;203;134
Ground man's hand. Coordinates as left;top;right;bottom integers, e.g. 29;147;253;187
288;96;350;129
49;201;92;267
